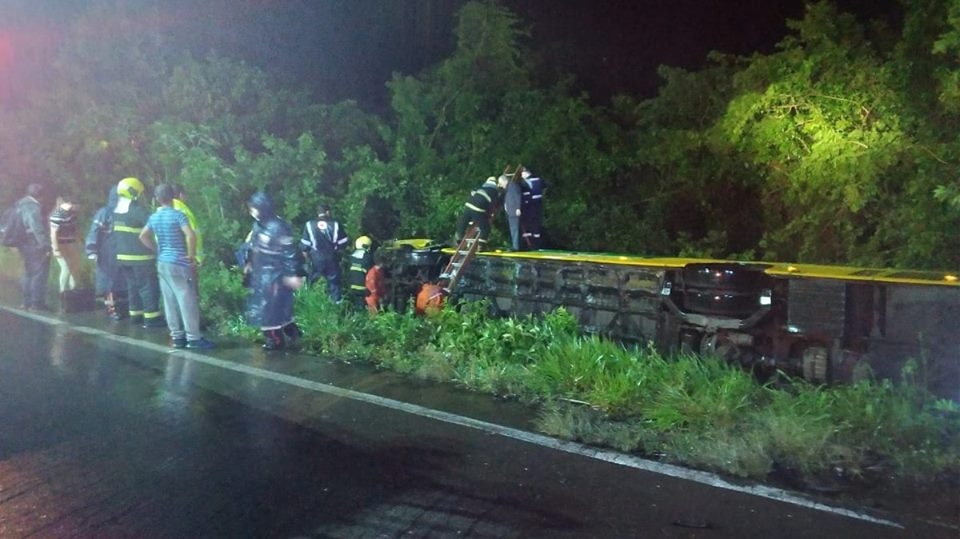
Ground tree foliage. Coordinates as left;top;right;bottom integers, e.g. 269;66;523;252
0;0;957;271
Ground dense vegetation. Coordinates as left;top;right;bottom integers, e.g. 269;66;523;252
2;0;958;268
2;0;958;496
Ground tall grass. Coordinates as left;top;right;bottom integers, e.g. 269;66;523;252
209;283;960;485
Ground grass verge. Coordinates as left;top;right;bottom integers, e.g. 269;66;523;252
197;268;960;490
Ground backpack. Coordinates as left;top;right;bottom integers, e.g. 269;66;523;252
0;204;26;247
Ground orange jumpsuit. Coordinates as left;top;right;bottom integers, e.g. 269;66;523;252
415;283;445;315
365;264;386;315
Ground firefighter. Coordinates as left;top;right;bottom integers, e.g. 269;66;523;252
347;235;374;311
113;177;163;327
301;202;349;302
242;192;304;350
520;167;545;250
455;175;508;249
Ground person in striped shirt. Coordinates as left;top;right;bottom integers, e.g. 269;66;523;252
139;183;213;350
49;195;82;301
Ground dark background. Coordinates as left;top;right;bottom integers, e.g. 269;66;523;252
0;0;901;112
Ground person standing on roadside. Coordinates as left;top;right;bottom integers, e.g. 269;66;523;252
139;184;213;350
85;186;124;319
113;177;163;328
49;195;83;308
244;191;305;351
15;183;51;311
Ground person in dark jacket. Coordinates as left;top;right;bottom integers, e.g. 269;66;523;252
85;186;125;319
520;167;545;250
113;177;163;328
14;183;51;310
49;195;82;307
300;202;349;302
243;192;305;350
455;175;507;249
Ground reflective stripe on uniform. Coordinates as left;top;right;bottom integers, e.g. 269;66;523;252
117;254;155;261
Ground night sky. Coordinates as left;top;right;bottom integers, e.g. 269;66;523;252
0;0;901;113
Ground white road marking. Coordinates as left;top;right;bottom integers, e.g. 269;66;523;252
3;305;908;529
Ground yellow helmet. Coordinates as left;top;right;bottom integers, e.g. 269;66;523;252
117;177;144;199
355;236;372;250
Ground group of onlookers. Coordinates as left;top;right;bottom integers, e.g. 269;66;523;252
9;179;213;350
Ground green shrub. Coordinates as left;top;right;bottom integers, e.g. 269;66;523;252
201;278;959;485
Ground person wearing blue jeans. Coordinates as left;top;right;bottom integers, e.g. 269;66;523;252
139;183;213;350
15;183;52;310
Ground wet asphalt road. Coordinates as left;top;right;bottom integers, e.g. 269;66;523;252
0;307;956;538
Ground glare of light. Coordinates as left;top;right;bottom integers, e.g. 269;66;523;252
759;289;772;306
0;34;13;70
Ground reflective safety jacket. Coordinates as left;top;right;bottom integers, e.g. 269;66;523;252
173;198;203;264
464;178;500;214
522;175;544;206
113;200;155;265
301;218;348;260
347;247;373;294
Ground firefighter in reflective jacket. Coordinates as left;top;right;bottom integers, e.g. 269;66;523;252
301;203;349;302
455;175;508;248
113;177;163;327
347;235;373;310
520;167;545;250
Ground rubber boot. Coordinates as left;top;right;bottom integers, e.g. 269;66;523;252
262;329;285;351
282;323;302;347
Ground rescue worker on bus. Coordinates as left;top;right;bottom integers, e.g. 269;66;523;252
113;177;163;328
455;175;508;249
300;202;349;302
520;166;545;250
503;172;524;251
347;235;374;311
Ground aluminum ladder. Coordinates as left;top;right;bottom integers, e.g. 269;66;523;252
438;224;481;293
